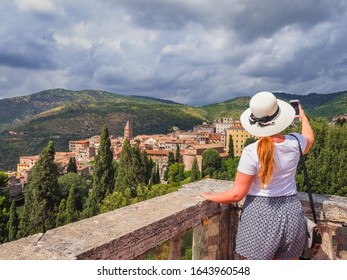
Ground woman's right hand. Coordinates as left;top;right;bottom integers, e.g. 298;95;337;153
299;104;315;153
298;104;307;122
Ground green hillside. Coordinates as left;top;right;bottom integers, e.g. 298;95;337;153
201;96;250;121
202;91;347;121
273;91;347;120
0;88;346;171
0;89;208;170
0;89;187;129
9;102;207;138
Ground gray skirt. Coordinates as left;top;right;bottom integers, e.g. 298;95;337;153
235;194;306;260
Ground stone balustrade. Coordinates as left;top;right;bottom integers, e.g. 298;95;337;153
0;179;346;260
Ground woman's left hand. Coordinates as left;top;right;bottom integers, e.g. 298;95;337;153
200;192;214;200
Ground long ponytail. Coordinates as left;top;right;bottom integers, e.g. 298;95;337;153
257;137;277;188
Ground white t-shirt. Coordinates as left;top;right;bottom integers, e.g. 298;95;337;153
237;133;307;197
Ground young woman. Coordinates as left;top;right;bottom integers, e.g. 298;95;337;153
201;91;314;260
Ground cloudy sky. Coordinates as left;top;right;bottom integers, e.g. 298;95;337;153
0;0;347;106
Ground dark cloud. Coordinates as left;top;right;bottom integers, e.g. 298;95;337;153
0;36;58;70
0;0;347;105
229;0;344;42
104;0;200;30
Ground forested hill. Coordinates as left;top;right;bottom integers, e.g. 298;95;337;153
201;90;347;121
0;88;346;170
0;89;209;170
0;88;210;134
1;89;346;130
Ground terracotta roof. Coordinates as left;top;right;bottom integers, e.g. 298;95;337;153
19;155;40;160
55;152;75;156
189;144;224;149
179;132;198;135
145;150;169;156
209;135;222;140
75;140;89;144
165;140;184;144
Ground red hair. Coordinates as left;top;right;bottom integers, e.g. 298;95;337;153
257;137;277;188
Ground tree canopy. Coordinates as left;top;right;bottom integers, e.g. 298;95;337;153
202;148;222;178
296;119;347;196
86;125;115;217
18;141;60;236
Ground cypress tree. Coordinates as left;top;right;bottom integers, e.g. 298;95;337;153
175;144;181;163
7;200;19;242
227;135;234;159
115;138;135;194
142;151;153;185
0;171;9;243
0;195;9;243
115;140;155;198
164;151;175;181
87;125;115;216
177;164;185;184
66;185;78;224
149;165;155;186
21;141;60;234
155;163;161;184
55;199;67;227
132;143;145;185
190;157;200;182
17;186;33;238
113;160;119;181
67;157;78;173
168;151;175;166
149;162;160;185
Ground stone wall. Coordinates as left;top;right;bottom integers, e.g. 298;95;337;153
0;179;346;260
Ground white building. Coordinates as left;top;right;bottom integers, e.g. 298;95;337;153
214;118;234;134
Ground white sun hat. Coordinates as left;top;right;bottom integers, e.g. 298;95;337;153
240;91;295;137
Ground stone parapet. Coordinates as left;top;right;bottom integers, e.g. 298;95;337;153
0;179;346;260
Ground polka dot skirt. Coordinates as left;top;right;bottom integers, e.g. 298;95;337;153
235;194;307;260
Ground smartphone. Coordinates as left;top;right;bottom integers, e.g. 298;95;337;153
290;99;300;116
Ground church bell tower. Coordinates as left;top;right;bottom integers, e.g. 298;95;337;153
124;120;133;140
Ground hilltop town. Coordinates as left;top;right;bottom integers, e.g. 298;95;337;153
6;118;254;200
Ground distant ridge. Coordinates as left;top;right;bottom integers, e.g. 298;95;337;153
0;88;208;133
0;88;346;170
1;88;346;131
202;90;347;121
0;88;209;170
130;95;181;105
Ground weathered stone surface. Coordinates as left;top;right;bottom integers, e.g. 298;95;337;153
297;192;347;224
0;179;345;260
0;179;232;259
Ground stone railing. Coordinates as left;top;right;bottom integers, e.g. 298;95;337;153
0;179;346;260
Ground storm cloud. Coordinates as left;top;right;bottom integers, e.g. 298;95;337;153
0;0;346;105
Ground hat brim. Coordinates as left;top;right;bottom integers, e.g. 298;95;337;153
240;99;295;137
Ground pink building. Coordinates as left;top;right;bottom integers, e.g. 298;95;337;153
183;144;227;171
